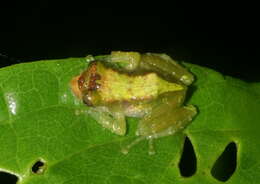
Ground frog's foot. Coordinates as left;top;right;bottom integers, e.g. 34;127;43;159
121;126;178;155
121;136;144;155
121;136;156;155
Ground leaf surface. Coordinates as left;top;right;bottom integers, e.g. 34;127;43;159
0;58;260;184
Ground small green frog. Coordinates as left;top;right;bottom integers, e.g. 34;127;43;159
71;51;197;154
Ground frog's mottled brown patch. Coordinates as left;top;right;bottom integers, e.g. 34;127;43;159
70;62;102;101
88;73;101;91
84;62;102;91
78;75;85;90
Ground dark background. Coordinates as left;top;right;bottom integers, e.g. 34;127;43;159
0;3;259;82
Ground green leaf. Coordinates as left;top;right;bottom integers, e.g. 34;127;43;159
0;57;260;184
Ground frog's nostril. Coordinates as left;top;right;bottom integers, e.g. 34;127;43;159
178;136;197;177
211;142;237;182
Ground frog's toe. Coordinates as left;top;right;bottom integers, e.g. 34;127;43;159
121;136;146;154
148;139;156;155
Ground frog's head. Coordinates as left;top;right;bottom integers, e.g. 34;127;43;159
70;61;103;106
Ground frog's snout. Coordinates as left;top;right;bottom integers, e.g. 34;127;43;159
70;76;82;99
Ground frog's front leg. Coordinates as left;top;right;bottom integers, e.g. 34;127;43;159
87;105;127;136
121;90;197;155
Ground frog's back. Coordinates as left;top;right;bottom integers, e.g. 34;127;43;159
84;61;184;105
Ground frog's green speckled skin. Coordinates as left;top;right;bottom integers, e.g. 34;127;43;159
71;51;197;154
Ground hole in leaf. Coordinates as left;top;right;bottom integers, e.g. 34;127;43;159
179;136;197;177
0;171;18;184
211;142;237;182
31;160;46;174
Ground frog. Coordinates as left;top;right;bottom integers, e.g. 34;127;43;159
70;51;197;155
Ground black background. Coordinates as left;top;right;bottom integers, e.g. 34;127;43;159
0;3;259;82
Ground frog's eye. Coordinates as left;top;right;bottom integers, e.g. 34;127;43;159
82;91;102;107
83;93;94;106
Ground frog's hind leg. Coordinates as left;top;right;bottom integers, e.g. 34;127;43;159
121;127;177;155
121;136;146;155
122;105;197;155
140;53;194;85
121;136;156;155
